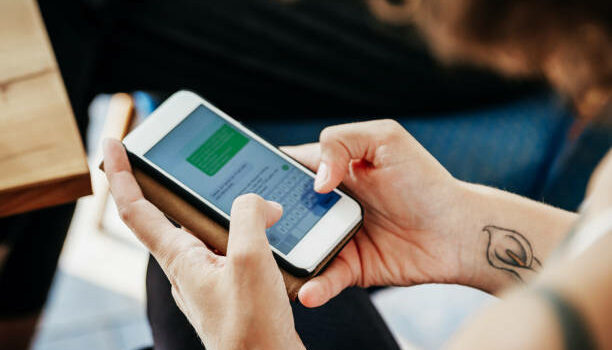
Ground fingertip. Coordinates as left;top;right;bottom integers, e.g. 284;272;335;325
298;280;327;308
267;200;283;212
265;200;283;227
313;162;331;193
297;284;316;308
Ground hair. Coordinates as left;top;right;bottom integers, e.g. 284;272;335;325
366;0;612;119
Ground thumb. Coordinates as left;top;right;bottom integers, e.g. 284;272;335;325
227;194;283;260
297;249;356;308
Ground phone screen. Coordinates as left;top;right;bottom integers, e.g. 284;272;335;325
145;104;340;254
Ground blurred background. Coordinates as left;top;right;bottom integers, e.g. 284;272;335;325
1;0;610;349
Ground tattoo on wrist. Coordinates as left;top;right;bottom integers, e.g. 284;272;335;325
483;225;541;281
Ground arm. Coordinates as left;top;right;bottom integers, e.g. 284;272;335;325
447;230;612;350
452;181;577;293
458;147;612;294
445;148;612;350
103;139;305;350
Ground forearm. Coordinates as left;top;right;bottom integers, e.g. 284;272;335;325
450;180;578;294
446;223;612;350
447;153;611;349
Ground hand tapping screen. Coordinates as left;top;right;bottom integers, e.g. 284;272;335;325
145;105;340;254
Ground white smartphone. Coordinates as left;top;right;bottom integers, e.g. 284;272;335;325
122;90;363;276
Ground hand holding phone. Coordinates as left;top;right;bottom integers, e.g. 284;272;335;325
122;91;362;276
282;120;469;308
102;139;305;350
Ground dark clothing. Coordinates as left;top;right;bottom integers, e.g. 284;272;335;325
39;0;537;129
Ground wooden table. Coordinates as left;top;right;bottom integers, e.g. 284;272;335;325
0;0;91;218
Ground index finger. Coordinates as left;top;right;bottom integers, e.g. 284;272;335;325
315;119;404;193
280;143;321;172
103;138;210;269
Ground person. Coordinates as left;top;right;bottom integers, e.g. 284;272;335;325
102;1;612;349
1;1;535;348
32;0;611;348
103;121;612;349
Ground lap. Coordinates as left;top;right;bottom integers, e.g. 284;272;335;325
146;256;400;350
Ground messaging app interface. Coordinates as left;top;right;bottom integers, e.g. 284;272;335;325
145;105;340;254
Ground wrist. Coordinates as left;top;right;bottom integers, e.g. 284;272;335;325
451;181;578;294
447;180;522;293
454;181;538;293
424;178;483;288
443;180;493;290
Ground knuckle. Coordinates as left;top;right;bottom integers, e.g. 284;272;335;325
163;246;196;285
319;126;340;144
380;119;402;133
379;119;405;141
118;200;141;225
229;250;259;269
118;206;132;223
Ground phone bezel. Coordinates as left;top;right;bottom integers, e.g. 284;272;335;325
122;90;362;274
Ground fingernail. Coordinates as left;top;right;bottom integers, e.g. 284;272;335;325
314;162;329;191
267;200;283;212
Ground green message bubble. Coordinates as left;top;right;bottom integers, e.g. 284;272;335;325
187;124;249;176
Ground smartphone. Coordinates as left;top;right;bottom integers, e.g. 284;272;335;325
122;90;363;276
